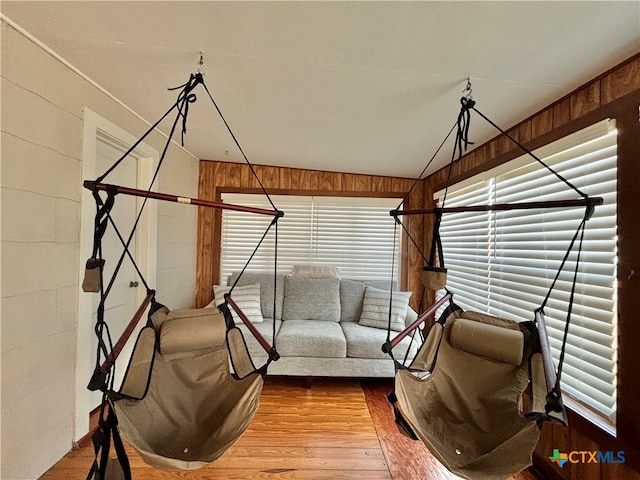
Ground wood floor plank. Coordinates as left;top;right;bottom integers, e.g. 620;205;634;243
361;379;460;480
237;434;382;449
209;457;388;471
48;466;392;480
224;446;385;459
116;469;391;480
218;446;387;469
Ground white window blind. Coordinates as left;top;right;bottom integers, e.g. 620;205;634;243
436;120;618;431
220;194;401;283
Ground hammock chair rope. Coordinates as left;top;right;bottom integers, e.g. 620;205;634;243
387;90;600;370
83;70;283;479
85;71;282;374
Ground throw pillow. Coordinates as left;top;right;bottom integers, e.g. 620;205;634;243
291;264;341;278
227;272;285;319
213;283;264;324
282;276;341;322
359;286;411;332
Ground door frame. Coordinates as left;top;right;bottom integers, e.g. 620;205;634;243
75;107;159;440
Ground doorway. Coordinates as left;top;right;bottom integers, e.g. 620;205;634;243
76;108;158;440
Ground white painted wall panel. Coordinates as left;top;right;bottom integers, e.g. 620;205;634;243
2;189;57;242
1;372;75;480
1;132;82;201
0;20;199;479
2;79;83;161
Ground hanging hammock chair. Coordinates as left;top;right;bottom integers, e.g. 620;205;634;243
112;303;264;470
382;84;601;480
82;70;282;479
390;298;562;480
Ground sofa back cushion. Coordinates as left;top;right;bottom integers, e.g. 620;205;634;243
227;272;285;320
282;276;341;322
364;279;398;291
339;279;366;322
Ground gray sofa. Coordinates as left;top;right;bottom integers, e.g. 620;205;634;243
214;271;419;378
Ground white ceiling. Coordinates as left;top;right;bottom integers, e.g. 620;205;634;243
2;1;639;178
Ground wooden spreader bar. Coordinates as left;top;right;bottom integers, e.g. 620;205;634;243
391;197;603;219
88;290;155;390
226;294;280;361
84;180;283;217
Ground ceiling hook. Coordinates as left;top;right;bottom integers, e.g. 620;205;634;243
462;77;473;100
196;51;208;75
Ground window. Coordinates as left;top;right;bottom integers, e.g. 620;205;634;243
436;120;618;432
220;194;401;283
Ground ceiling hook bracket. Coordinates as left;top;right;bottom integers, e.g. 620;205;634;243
462;77;473;101
196;51;208;75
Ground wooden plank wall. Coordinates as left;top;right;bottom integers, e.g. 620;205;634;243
196;163;426;310
424;53;640;480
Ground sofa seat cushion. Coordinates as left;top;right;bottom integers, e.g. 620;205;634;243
276;320;346;358
342;322;417;360
282;276;341;322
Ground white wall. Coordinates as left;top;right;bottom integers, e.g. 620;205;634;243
156;163;199;310
0;20;199;479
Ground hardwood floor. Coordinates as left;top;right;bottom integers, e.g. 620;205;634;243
40;377;541;480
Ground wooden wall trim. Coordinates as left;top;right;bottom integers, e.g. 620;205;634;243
216;186;407;199
613;90;640;475
196;162;426;311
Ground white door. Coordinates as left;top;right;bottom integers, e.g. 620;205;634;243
88;137;141;409
77;108;158;440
